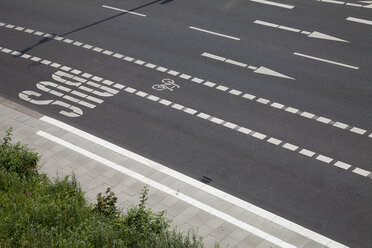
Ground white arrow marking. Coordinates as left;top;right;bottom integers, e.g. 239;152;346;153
253;67;294;80
308;31;349;42
254;20;349;42
202;52;294;80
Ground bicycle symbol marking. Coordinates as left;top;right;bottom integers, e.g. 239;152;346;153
152;79;180;91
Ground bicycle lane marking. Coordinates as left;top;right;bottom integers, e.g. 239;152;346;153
1;21;370;139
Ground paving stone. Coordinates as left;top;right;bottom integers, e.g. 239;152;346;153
237;233;264;248
211;222;237;240
193;190;233;211
122;181;146;196
103;173;127;187
177;223;195;235
166;199;192;216
172;206;201;226
219;235;239;248
85;182;110;201
147;189;168;206
196;224;214;237
303;240;327;248
288;233;312;247
255;240;279;248
229;227;249;242
160;195;179;207
111;177;138;194
121;158;146;171
206;216;226;229
188;211;214;227
203;234;220;248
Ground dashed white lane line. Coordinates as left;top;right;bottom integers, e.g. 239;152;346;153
254;20;349;42
37;131;295;248
346;17;372;26
201;52;294;80
2;21;371;140
249;0;295;9
316;0;372;8
293;52;359;70
3;44;368;187
102;5;146;17
189;26;240;41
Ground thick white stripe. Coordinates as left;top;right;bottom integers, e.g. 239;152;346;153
102;5;146;17
294;52;359;70
346;17;372;26
189;26;240;40
250;0;295;9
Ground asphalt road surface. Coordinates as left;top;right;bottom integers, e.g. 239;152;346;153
1;0;372;247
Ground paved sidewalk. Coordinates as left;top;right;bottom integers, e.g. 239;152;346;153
0;96;344;248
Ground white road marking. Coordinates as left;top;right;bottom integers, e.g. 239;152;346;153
202;52;294;80
189;26;240;40
294;52;359;70
4;22;371;139
102;5;146;17
353;167;371;177
37;130;297;248
249;0;295;9
254;20;349;42
346;17;372;26
350;127;367;135
334;161;352;170
254;66;294;79
308;31;349;42
316;0;372;8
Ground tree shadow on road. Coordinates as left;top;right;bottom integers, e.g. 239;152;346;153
15;0;175;57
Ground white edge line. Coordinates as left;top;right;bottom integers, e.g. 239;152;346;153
189;26;240;40
293;52;359;70
102;5;146;17
39;116;348;248
37;130;297;248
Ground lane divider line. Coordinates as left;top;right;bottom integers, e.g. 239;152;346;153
201;52;294;79
316;0;372;8
189;26;240;41
1;21;371;139
346;17;372;26
102;5;146;17
36;130;297;248
249;0;295;9
293;52;359;70
254;20;349;42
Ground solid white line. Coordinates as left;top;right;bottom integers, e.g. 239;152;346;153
201;52;226;61
294;52;359;70
37;130;296;248
40;116;349;248
346;17;372;26
102;5;146;17
250;0;295;9
189;26;240;40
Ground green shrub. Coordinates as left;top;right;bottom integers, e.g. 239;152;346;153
0;129;216;247
0;128;39;176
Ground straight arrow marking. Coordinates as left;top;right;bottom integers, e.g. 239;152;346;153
254;20;350;43
202;52;294;80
